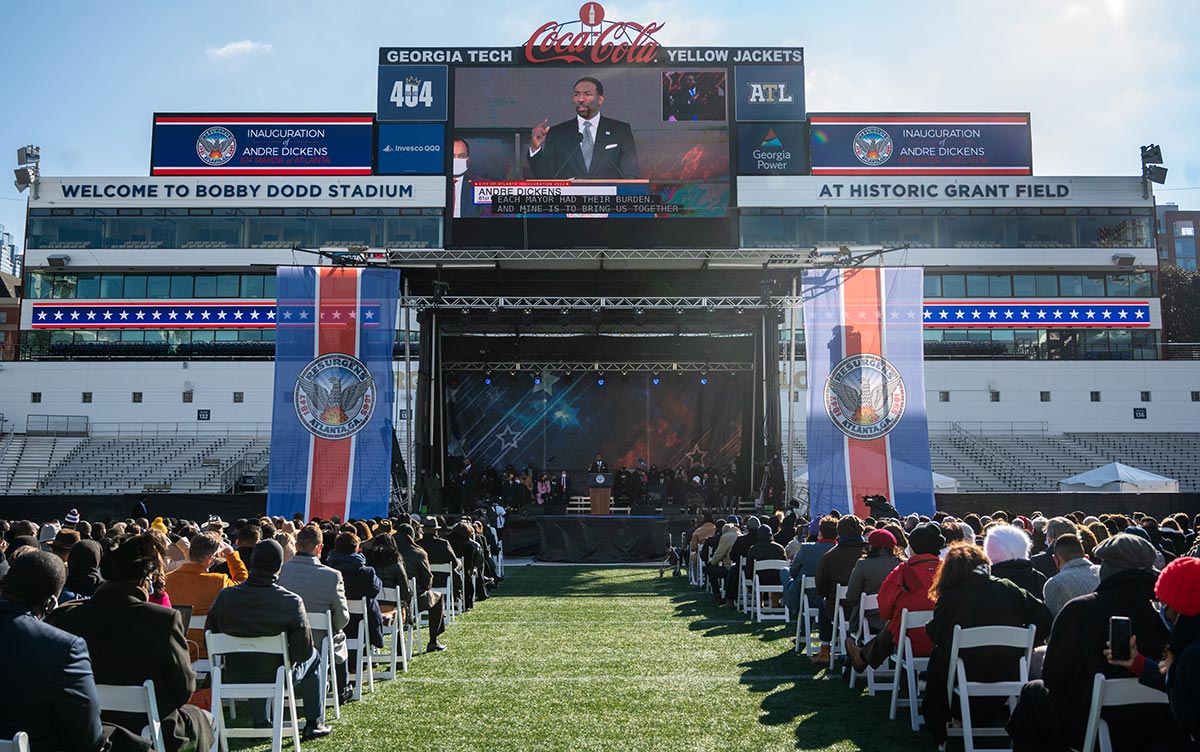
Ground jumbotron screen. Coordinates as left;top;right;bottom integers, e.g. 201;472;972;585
378;17;803;249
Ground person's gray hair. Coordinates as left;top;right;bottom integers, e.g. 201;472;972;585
984;524;1032;564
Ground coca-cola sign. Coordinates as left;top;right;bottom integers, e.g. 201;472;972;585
523;3;665;64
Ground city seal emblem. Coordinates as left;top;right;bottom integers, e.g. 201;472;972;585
196;126;237;167
824;353;906;440
294;353;377;439
853;126;893;166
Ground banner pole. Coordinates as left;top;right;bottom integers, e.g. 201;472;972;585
787;276;797;506
403;276;413;505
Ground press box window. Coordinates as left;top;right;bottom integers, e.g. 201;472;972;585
1192;391;1200;402
81;392;92;403
1140;391;1152;402
30;392;41;403
233;392;245;403
990;391;1001;402
182;391;194;403
1090;392;1102;402
132;392;143;403
938;391;950;403
1039;392;1051;402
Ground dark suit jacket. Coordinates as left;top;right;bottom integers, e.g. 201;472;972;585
528;116;639;180
420;534;462;592
395;536;442;612
453;175;480;218
325;552;384;650
588;461;609;474
0;599;105;752
50;584;213;752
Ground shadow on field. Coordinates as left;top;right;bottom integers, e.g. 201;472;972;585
668;576;938;751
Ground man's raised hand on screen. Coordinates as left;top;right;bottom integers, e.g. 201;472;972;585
531;119;549;151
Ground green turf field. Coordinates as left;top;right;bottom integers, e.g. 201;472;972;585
240;566;939;751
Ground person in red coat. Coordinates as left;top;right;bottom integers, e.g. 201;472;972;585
847;522;944;671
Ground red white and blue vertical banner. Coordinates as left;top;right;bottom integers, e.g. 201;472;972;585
267;267;400;521
802;268;935;519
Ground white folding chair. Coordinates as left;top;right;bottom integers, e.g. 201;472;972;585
794;576;820;656
944;623;1037;752
1079;673;1169;752
889;608;935;731
375;586;409;678
206;631;301;752
344;597;375;700
407;577;423;658
829;584;850;664
847;593;894;695
429;562;457;624
752;560;789;623
0;732;29;752
736;558;754;613
188;614;210;675
496;539;505;578
95;680;166;752
304;611;340;722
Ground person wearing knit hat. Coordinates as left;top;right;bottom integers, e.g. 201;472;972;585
63;509;81;529
843;526;904;657
150;517;169;535
1098;556;1200;747
908;522;946;557
205;538;332;740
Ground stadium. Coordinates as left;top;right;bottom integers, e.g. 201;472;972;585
1;4;1198;752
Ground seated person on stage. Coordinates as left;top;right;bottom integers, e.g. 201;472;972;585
51;534;215;752
206;540;332;740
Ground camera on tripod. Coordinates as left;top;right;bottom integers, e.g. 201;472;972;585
863;494;900;519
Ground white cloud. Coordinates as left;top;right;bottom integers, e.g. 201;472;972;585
206;40;273;62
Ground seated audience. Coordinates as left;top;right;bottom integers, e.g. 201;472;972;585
50;534;214;752
706;519;740;604
64;539;104;599
921;542;1051;745
1031;517;1077;579
395;522;448;652
1041;533;1100;617
164;531;247;656
986;523;1047;600
326;532;384;682
844;528;905;637
1007;533;1183;751
206;539;331;740
812;515;871;666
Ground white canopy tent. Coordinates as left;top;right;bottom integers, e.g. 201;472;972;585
1058;462;1179;494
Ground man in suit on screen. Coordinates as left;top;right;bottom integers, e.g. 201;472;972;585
527;77;640;180
451;138;480;218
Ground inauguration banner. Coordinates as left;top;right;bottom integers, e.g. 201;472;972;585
809;113;1032;175
151;114;375;176
802;268;935;519
267;267;400;522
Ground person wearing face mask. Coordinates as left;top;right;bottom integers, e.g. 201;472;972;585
451;138;480;218
1106;556;1200;749
0;550;151;751
50;534;215;752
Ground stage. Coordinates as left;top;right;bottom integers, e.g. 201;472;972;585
504;514;697;563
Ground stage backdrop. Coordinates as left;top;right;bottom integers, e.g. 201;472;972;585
267;266;400;521
445;371;746;474
802;267;935;519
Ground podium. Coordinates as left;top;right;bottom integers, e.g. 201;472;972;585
588;472;613;515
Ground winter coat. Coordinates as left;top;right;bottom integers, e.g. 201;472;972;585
876;553;940;657
991;558;1048;600
845;551;904;631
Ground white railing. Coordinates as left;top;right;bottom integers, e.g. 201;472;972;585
928;420;1049;437
88;422;272;438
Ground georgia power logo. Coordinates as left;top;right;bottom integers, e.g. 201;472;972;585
853;126;893;166
196;126;237;166
824;353;906;440
294;354;376;439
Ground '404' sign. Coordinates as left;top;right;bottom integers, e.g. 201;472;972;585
377;65;448;122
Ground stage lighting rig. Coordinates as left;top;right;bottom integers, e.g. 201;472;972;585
1140;143;1167;197
14;144;42;197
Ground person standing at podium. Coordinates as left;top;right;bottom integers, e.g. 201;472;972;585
588;455;609;474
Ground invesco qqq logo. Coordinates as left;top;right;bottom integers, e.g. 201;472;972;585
824;354;906;440
294;354;377;440
853;126;893;166
196;126;237;167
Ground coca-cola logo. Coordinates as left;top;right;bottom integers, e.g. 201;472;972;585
524;3;664;64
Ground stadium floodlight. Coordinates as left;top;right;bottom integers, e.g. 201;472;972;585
16;145;40;166
1143;164;1168;185
14;166;37;193
1140;144;1163;165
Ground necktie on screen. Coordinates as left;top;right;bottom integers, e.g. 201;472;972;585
581;121;594;171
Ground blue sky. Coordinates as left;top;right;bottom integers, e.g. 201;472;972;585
2;0;1198;251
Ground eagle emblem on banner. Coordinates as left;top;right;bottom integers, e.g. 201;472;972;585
294;353;377;439
824;353;906;440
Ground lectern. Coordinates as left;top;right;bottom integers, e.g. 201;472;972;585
588;472;613;515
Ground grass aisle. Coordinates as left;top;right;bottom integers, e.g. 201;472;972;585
297;566;939;752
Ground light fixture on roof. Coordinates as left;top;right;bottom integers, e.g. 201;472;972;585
13;145;41;196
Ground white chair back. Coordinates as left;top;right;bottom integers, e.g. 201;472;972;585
375;586;408;678
888;608;935;731
752;560;789;623
829;583;850;661
95;680;166;752
345;597;375;699
848;593;894;695
205;631;300;752
305;610;340;722
407;576;422;657
429;562;457;623
1081;674;1169;752
188;613;210;674
794;575;820;656
0;732;29;752
945;624;1038;752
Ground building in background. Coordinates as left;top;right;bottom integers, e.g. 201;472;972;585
1155;204;1199;271
0;222;19;277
